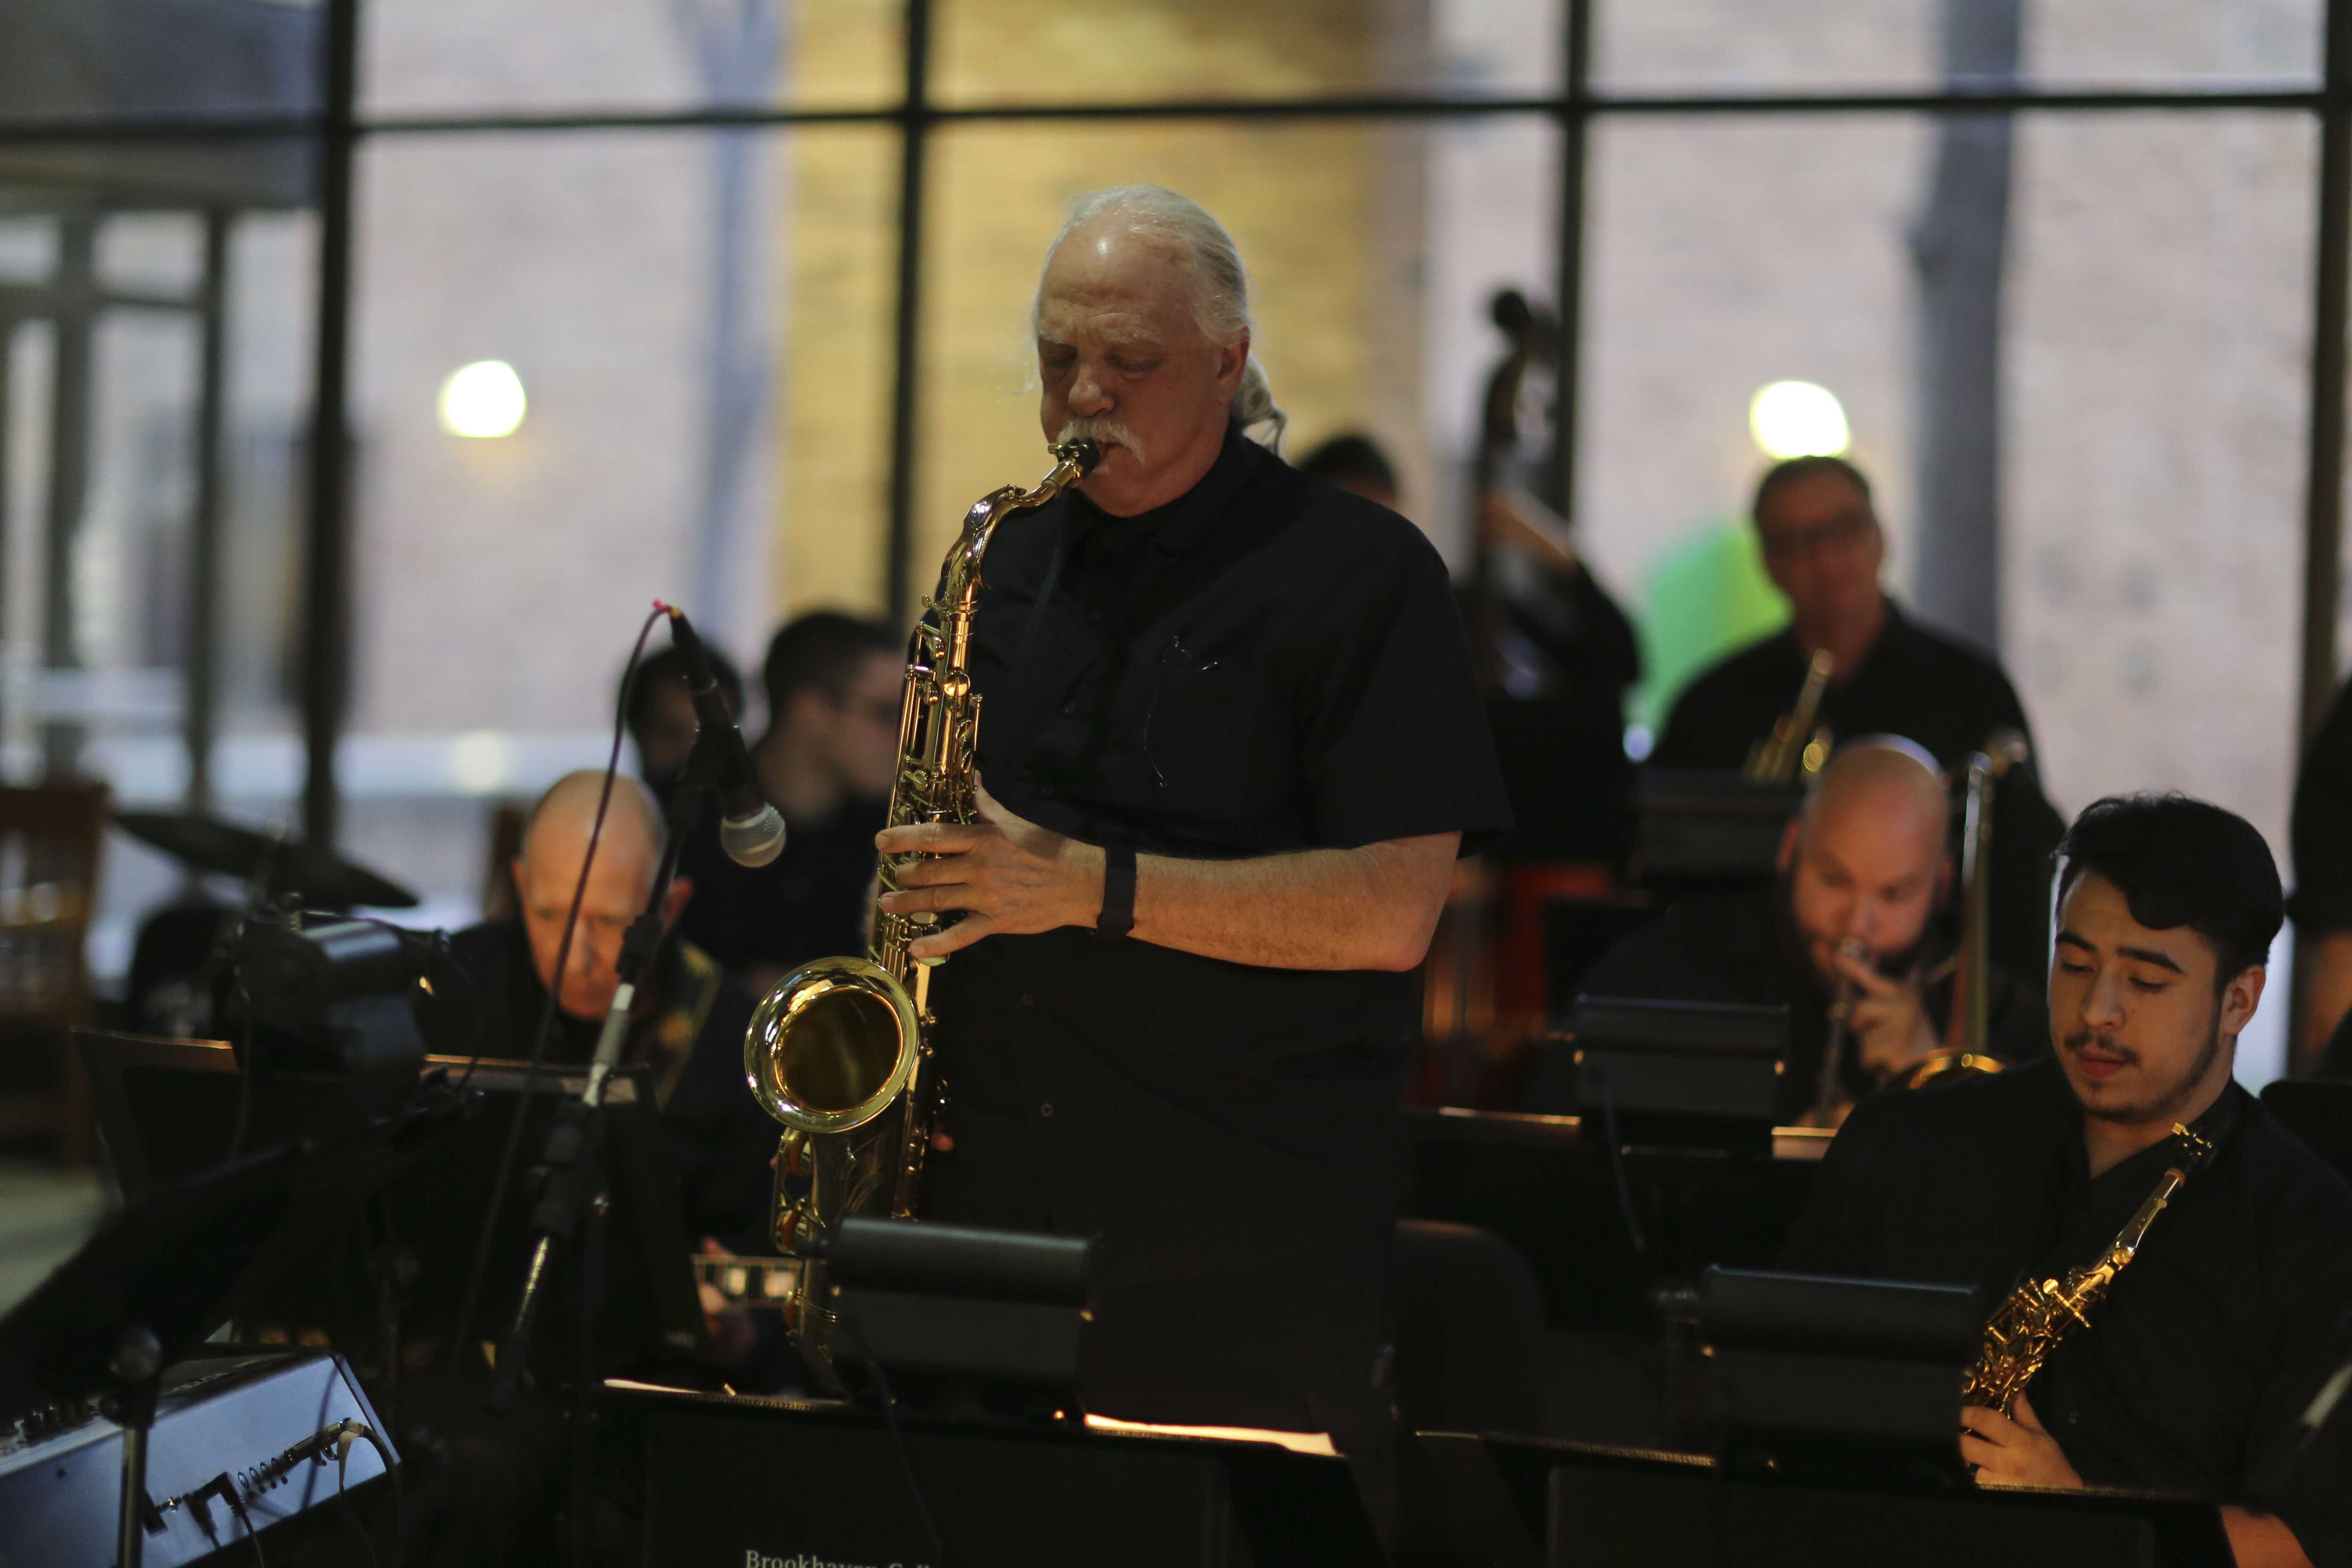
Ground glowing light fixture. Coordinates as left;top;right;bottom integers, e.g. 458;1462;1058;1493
438;360;527;439
1748;380;1850;460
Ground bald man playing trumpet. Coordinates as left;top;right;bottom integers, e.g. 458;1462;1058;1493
1529;739;2047;1124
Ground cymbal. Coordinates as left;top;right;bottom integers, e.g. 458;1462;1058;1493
113;811;421;910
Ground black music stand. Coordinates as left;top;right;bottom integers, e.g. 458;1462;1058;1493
77;1035;704;1377
0;1145;306;1568
1691;1266;1981;1487
1632;769;1804;894
1567;996;1788;1153
1411;1432;2234;1568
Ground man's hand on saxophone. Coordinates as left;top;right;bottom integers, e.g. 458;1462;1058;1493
876;781;1108;960
1958;1392;2082;1489
879;780;1459;973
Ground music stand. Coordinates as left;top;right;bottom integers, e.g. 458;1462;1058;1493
1410;1433;2233;1568
0;1143;320;1568
1694;1266;1981;1487
1567;996;1788;1153
1632;769;1804;894
77;1035;705;1378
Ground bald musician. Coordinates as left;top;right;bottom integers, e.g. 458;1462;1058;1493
446;771;774;1244
870;187;1511;1485
1649;456;2063;983
1530;739;2043;1123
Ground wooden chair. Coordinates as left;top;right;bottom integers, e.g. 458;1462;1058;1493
0;781;111;1164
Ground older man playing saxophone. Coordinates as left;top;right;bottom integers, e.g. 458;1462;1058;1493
872;187;1510;1484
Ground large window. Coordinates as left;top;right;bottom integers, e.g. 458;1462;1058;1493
5;0;2350;1054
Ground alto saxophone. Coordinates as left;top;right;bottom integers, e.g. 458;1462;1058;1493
1962;1122;2214;1412
742;438;1099;1378
1745;648;1834;783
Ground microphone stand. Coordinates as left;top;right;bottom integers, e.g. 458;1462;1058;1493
486;743;713;1567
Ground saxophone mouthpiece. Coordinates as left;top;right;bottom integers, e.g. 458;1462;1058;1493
1058;438;1102;477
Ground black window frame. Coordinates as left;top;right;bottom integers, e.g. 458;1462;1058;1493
0;0;2344;847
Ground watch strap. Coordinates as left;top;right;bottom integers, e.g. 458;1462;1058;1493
1096;843;1137;938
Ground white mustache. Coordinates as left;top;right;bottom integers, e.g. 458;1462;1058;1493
1056;418;1145;465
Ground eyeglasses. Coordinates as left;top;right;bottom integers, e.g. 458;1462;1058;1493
1760;510;1875;563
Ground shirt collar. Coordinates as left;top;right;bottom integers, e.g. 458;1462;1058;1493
1771;593;1909;674
2064;1078;2244;1194
1066;424;1265;565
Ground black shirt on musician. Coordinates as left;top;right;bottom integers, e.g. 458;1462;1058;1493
925;427;1513;1433
1782;1060;2352;1568
1525;882;2047;1123
1649;600;2066;983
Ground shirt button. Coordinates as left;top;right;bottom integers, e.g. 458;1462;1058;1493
1061;701;1078;717
1039;1103;1054;1118
1020;993;1035;1008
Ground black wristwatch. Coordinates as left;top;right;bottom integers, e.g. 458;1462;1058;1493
1096;843;1137;938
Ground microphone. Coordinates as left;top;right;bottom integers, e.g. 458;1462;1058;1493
658;603;786;867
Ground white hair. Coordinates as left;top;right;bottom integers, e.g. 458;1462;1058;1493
1037;184;1288;452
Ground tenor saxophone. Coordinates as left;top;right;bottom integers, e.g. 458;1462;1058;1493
1961;1122;2213;1412
742;438;1099;1377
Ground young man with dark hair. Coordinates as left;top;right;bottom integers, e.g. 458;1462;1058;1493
623;643;746;794
1784;794;2352;1568
671;610;903;992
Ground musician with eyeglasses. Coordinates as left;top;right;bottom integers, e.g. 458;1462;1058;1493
668;611;904;996
1648;455;2064;983
1782;795;2352;1568
862;187;1512;1489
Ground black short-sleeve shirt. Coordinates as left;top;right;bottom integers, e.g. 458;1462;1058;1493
1782;1063;2352;1568
923;429;1512;1429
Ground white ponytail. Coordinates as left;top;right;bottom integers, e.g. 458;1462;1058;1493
1229;353;1288;452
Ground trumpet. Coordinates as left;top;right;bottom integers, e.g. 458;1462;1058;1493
1810;936;1869;1126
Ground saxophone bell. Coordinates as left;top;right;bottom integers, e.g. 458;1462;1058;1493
743;956;920;1136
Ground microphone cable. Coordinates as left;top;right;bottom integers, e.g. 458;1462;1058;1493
448;604;665;1362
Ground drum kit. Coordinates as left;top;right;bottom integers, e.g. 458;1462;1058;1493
113;810;417;910
110;809;418;1038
